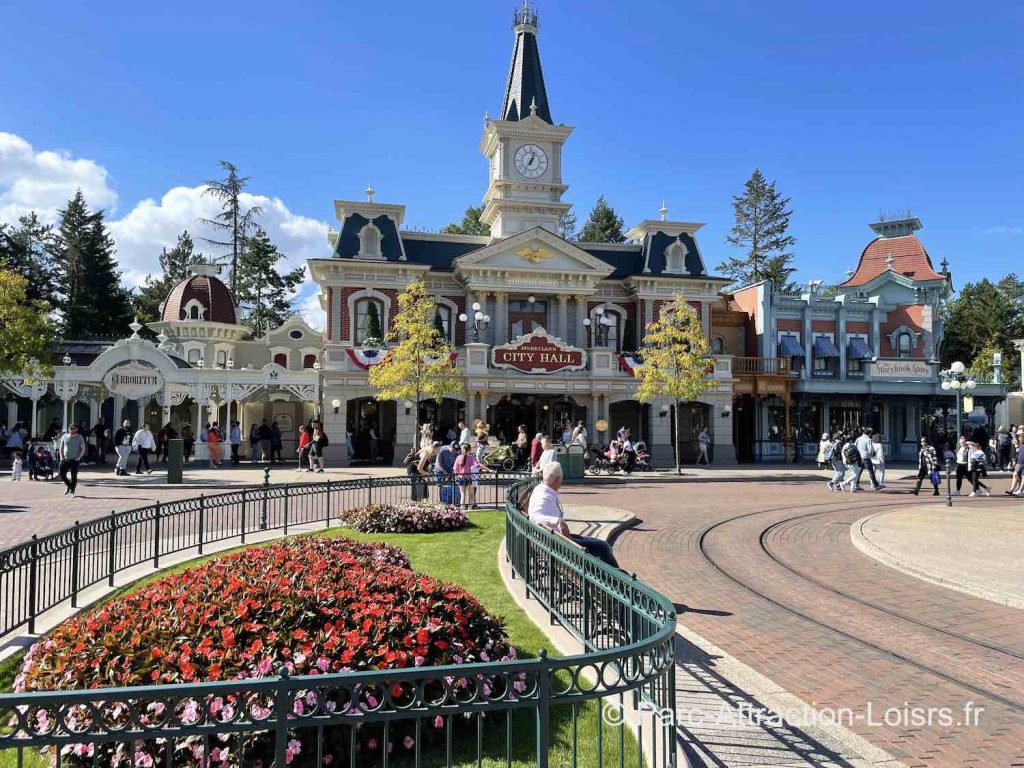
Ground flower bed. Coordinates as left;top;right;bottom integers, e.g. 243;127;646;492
339;500;468;533
15;536;518;766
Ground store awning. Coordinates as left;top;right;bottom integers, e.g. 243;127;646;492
813;336;841;358
847;337;872;360
779;335;804;358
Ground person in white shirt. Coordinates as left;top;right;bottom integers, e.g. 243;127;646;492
532;436;558;475
457;419;472;448
527;463;619;567
870;433;886;488
132;424;156;475
571;421;587;448
113;420;133;476
854;428;881;490
954;436;970;495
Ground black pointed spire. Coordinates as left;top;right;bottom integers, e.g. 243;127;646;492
500;1;552;123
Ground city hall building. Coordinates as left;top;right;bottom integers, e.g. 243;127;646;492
311;5;736;465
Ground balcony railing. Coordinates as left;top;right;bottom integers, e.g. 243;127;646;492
732;356;795;376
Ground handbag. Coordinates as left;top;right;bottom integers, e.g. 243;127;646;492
929;469;941;486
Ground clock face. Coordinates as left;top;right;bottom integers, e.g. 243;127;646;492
514;144;548;179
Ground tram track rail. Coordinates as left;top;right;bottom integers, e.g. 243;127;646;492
692;498;1024;714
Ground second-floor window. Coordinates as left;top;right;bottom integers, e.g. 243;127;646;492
509;300;547;338
847;336;870;376
273;352;288;368
434;305;452;344
596;311;620;351
897;332;912;359
812;336;840;377
355;299;384;344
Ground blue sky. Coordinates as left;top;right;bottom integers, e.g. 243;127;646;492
1;0;1021;309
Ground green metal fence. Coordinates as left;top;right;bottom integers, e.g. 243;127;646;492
0;473;678;767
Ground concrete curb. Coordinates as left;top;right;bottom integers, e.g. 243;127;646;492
850;511;1024;610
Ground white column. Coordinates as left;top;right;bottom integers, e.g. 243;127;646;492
113;395;125;427
88;397;100;427
137;400;147;429
495;292;508;345
31;398;39;438
6;401;17;429
556;295;568;340
578;297;590;348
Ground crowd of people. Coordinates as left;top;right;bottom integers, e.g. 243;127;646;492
816;423;1024;498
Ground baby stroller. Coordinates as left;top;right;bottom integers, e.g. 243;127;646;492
29;445;55;481
633;441;653;471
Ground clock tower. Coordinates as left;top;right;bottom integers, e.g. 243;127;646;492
480;2;574;239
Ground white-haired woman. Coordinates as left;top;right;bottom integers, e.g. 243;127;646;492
816;432;830;469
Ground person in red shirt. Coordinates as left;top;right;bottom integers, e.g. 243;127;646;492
296;425;312;472
529;432;544;467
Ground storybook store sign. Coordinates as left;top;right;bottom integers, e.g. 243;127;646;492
871;359;934;379
491;329;586;374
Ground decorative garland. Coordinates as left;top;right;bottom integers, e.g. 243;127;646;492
347;347;387;369
619;352;643;374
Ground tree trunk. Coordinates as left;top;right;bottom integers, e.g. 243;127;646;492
675;400;682;475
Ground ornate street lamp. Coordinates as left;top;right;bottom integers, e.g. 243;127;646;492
459;301;490;342
939;360;976;507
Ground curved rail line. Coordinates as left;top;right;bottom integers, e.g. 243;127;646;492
759;512;1024;662
692;498;1024;714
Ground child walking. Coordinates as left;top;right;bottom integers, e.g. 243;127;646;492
10;450;23;481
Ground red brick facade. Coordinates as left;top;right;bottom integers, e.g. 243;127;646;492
880;304;927;358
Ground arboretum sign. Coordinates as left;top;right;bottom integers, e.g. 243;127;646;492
103;361;164;398
491;328;586;374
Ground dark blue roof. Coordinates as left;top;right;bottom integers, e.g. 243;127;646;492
333;213;403;260
578;246;644;279
501;27;552;123
401;237;483;271
642;231;706;276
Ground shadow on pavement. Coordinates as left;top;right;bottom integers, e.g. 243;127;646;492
674;634;856;767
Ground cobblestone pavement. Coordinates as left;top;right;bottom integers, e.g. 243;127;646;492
559;475;1024;768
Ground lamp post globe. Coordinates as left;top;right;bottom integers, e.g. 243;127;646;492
951;360;965;374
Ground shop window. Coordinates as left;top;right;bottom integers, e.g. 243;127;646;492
355;299;385;344
303;354;318;369
358;223;382;259
829;407;864;435
765;404;787;442
797;405;822;442
273;352;288;368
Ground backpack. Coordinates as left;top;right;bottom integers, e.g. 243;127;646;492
403;448;419;467
318;432;329;448
842;443;860;464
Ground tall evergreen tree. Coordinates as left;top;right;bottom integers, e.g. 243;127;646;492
557;209;578;240
0;212;62;308
235;227;304;337
133;231;205;324
441;205;489;235
577;196;626;243
57;190;133;338
200;160;262;295
718;169;797;290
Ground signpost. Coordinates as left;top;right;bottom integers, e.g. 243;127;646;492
490;328;586;374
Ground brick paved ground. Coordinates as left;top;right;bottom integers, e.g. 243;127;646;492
559;476;1024;768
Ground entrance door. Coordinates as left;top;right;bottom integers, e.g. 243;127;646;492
508;300;548;339
734;395;755;462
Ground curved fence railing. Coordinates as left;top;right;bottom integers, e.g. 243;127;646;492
0;474;678;767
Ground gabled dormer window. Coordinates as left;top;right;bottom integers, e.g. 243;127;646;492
358;223;382;259
665;240;687;275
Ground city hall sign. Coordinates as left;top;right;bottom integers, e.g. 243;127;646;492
491;328;586;374
103;361;165;399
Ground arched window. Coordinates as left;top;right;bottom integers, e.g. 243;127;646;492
355;298;385;344
303;354;318;370
712;336;725;355
435;305;452;343
184;299;205;320
273;352;288;368
186;348;201;365
215;350;228;367
358;223;382;259
597;311;620;351
665;241;687;275
897;332;912;359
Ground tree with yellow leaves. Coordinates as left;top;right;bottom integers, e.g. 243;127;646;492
0;269;53;378
368;279;465;450
632;295;712;474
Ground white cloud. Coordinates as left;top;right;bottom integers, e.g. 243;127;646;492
0;132;118;224
0;132;330;329
980;225;1023;237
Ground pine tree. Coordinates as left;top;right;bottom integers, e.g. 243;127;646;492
368;279;465;450
200;161;263;295
719;169;797;290
441;206;489;235
364;302;383;346
577;196;626;243
133;231;205;325
57;190;133;338
235;227;304;337
0;213;62;309
557;209;578;240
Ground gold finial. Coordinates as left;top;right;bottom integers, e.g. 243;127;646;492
365;180;375;202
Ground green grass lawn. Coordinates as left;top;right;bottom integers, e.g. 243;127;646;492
1;510;643;767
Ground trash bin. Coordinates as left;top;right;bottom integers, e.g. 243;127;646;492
565;444;585;480
166;438;184;484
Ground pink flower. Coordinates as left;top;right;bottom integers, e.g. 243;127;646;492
434;716;444;730
403;736;414;749
323;756;334;765
316;657;331;672
414;655;426;667
293;700;305;716
367;738;378;750
285;739;301;765
256;656;274;677
209;697;223;715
